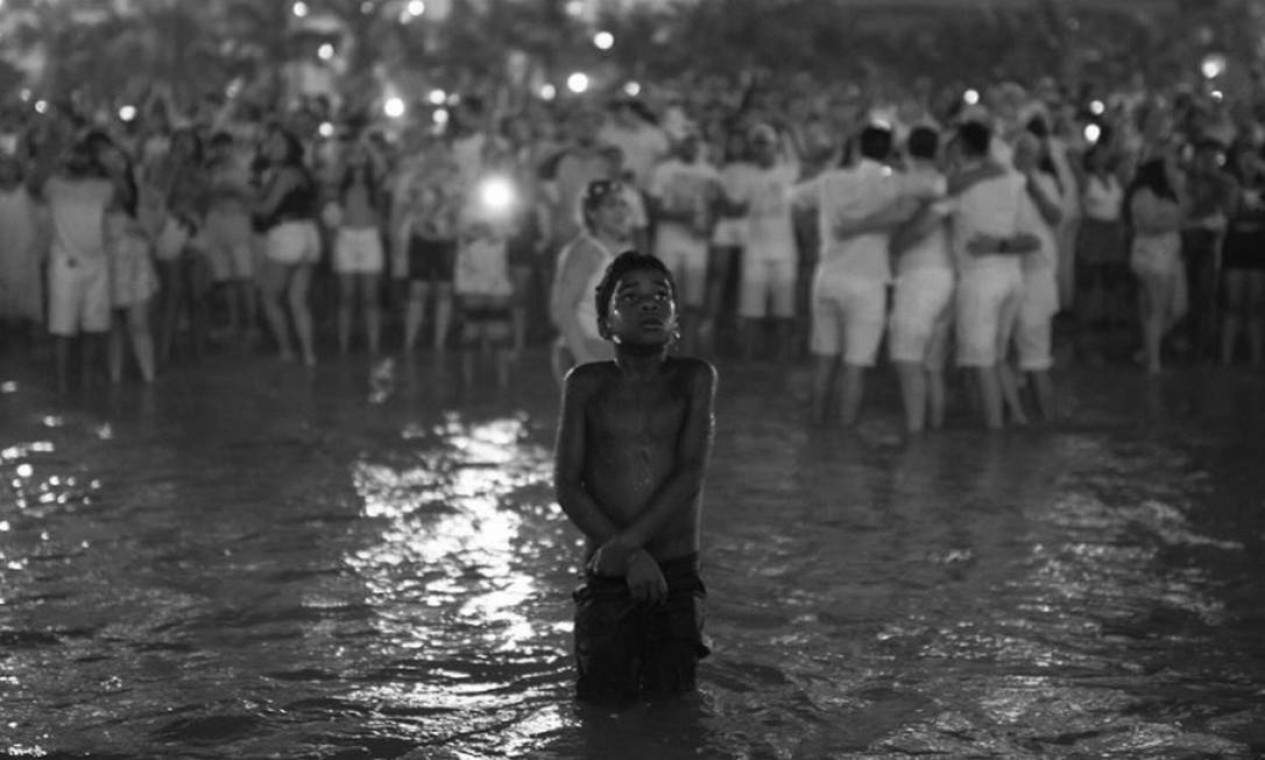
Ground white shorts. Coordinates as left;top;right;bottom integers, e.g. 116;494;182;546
265;220;321;266
955;266;1023;367
711;217;747;248
655;236;708;308
333;227;385;275
809;266;887;366
109;234;158;309
154;217;191;262
739;257;796;319
49;257;110;336
889;267;954;366
204;207;255;282
1015;270;1059;371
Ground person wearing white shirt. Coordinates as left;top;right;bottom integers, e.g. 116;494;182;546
1011;132;1064;422
886;126;955;433
729;124;800;361
946;121;1042;430
792;124;904;426
647;131;718;352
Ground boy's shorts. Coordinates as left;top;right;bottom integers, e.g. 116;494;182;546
49;257;110;336
573;553;709;705
739;258;796;319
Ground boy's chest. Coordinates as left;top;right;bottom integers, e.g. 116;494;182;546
589;384;688;442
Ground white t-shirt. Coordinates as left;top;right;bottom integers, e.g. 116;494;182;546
1020;172;1062;273
44;176;114;265
732;162;799;263
600;122;670;192
946;171;1031;277
649;158;718;250
794;159;899;283
896;165;952;276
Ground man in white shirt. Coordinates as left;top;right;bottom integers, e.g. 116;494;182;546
600;98;670;194
947;121;1041;430
886;126;955;433
648;130;718;352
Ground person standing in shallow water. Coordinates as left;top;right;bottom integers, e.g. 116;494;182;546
554;251;716;705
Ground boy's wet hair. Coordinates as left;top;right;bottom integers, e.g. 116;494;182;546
594;251;676;337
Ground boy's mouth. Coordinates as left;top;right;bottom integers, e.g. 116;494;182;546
639;317;665;330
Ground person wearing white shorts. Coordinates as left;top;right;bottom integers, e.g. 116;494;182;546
732;125;800;361
648;131;717;352
204;131;259;344
327;140;388;355
257;125;321;366
886;126;955;433
947;121;1041;430
41;142;116;393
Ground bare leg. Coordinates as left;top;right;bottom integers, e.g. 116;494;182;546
337;273;355;355
810;354;838;425
259;262;293;360
362;273;382;356
999;363;1028;425
975;366;1004;430
895;360;928;433
404;280;429;354
926;369;947;430
434;283;453;352
1221;272;1243;366
1028;370;1056;421
839;363;866;428
127;301;156;383
108;312;126;384
55;336;72;395
288;264;316;366
741;317;760;362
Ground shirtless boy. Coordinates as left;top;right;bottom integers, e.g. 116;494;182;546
553;251;717;704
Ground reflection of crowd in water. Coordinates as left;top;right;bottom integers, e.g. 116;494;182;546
0;74;1261;430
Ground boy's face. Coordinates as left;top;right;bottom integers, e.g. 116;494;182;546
604;268;678;348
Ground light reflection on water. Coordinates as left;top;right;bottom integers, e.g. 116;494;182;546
0;356;1262;758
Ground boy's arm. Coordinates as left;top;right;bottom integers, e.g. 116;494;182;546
554;368;624;544
604;360;717;551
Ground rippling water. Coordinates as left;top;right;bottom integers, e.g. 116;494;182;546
1;353;1263;759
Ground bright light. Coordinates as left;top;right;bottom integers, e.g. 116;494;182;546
292;1;309;18
540;84;557;101
594;31;614;50
479;175;517;215
623;81;641;97
565;0;584;17
963;89;980;105
34;100;47;114
1089;99;1105;115
428;88;447;106
1212;89;1225;102
567;72;590;94
1084;123;1102;145
118;105;137;122
384;96;407;119
18;89;30;103
1202;53;1227;79
16;464;31;479
319;121;335;138
401;0;424;20
318;43;335;60
226;79;243;98
433;108;449;126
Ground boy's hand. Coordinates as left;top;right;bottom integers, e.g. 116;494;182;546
586;537;634;577
625;550;668;606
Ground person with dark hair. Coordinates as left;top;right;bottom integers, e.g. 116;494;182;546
397;135;461;355
1126;156;1187;374
1075;143;1128;361
1220;142;1265;366
554;249;716;705
255;123;321;366
549;179;633;383
202;130;257;347
945;119;1039;429
326;138;388;355
39;134;117;393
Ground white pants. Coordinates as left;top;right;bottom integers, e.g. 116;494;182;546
810;266;887;366
889;267;954;366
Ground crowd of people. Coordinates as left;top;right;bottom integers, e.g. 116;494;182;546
0;65;1261;430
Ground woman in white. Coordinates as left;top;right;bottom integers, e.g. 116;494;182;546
1075;144;1128;359
0;153;41;343
549;179;632;384
1126;157;1187;374
326;139;388;355
94;135;157;384
256;125;321;366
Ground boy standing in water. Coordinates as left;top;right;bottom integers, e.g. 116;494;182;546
554;251;717;704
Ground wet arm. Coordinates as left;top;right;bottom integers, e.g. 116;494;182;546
256;168;298;219
609;362;717;550
551;244;598;349
554;371;622;544
1025;175;1063;226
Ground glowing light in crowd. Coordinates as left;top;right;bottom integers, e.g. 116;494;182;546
539;84;557;101
479;175;517;215
401;0;424;21
1212;90;1225;101
565;0;584;17
18;89;30;103
34;100;47;114
963;89;980;105
428;89;447;106
567;72;590;94
292;1;309;18
623;81;642;97
1083;123;1101;144
118;105;137;122
319;122;335;138
384;96;406;118
1090;99;1105;115
594;31;614;50
318;43;335;60
1201;53;1227;79
433;108;449;126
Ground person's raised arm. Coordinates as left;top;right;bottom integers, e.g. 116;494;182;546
606;359;716;551
1025;173;1063;226
554;367;623;544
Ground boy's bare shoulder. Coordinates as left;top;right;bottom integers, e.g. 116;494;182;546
562;360;620;393
666;356;718;390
